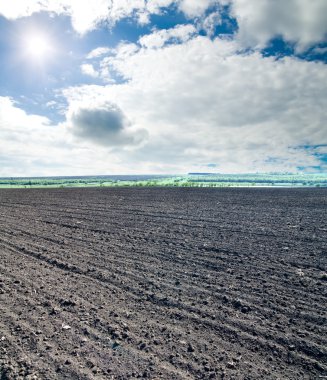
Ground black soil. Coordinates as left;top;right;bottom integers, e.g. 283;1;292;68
0;187;326;379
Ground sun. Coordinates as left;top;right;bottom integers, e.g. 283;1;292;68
23;32;53;61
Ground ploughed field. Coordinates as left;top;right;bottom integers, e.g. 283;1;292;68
0;187;326;380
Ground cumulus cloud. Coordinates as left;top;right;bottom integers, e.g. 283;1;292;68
202;11;222;37
0;0;204;34
145;0;175;14
0;97;50;129
0;0;218;34
0;96;70;176
0;1;106;34
68;102;148;147
81;63;99;78
87;47;112;59
229;0;327;51
0;0;142;34
178;0;216;18
1;0;325;52
139;24;196;49
63;34;327;173
0;0;45;19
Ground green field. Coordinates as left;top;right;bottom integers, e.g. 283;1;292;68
0;173;326;189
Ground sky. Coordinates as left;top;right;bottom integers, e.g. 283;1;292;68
0;0;326;176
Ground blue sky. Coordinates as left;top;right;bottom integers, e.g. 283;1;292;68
0;0;326;176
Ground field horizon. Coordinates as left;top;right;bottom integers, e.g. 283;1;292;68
0;172;327;189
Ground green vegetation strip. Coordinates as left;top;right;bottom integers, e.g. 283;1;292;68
0;174;326;189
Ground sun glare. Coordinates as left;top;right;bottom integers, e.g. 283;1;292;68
23;32;53;61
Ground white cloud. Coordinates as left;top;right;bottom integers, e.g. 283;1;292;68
62;34;327;173
0;97;49;128
146;0;175;14
67;0;111;35
178;0;216;18
0;0;218;34
0;0;45;19
139;24;196;49
45;100;57;108
81;63;99;78
16;0;113;35
202;11;222;37
0;0;151;34
0;0;326;51
312;46;327;55
0;0;143;34
87;47;112;59
229;0;327;51
0;96;67;176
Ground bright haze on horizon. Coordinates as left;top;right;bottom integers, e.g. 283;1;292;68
0;0;326;177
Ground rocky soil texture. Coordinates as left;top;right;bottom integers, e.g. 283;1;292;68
0;187;326;379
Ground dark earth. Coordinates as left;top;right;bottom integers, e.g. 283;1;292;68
0;187;326;379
